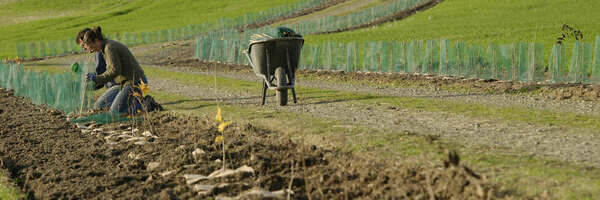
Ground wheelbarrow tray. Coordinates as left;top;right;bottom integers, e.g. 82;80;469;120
246;37;304;78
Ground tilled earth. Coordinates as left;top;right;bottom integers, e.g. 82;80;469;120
0;88;520;199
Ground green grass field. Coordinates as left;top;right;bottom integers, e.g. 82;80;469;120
307;0;600;51
0;0;301;58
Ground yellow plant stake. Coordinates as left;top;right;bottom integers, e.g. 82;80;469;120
215;107;232;170
214;135;224;143
216;107;223;123
218;121;232;132
133;79;150;97
131;79;156;133
138;80;149;96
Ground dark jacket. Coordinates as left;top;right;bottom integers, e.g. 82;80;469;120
96;40;146;87
93;52;111;90
95;52;107;74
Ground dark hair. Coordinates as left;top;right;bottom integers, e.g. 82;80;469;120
82;26;104;44
75;28;91;44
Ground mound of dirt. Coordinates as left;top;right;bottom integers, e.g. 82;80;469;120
0;87;516;199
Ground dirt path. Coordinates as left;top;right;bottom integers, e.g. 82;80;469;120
0;88;510;199
275;0;381;25
243;0;349;30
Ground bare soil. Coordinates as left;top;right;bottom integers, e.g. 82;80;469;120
0;88;520;199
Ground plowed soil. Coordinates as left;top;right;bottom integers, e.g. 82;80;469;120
0;88;516;199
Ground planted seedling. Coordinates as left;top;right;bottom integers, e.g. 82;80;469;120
215;107;232;170
131;79;157;134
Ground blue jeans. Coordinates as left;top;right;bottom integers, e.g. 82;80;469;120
109;85;139;114
94;85;120;110
107;76;148;114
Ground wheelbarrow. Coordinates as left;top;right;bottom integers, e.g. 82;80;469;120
244;37;304;106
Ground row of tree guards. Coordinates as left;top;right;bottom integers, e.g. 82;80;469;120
195;35;600;84
0;62;95;113
0;61;139;124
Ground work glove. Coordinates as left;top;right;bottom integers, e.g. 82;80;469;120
86;72;97;82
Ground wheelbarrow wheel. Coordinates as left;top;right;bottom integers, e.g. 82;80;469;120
275;67;288;106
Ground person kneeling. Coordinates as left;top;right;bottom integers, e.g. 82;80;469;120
77;26;148;114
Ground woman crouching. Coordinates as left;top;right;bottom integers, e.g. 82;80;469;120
77;26;148;114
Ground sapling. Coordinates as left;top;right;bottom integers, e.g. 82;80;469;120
215;107;232;170
131;79;157;134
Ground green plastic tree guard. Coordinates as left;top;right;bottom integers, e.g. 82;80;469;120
591;36;600;83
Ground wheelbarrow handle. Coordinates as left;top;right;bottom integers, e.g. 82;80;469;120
243;50;254;69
